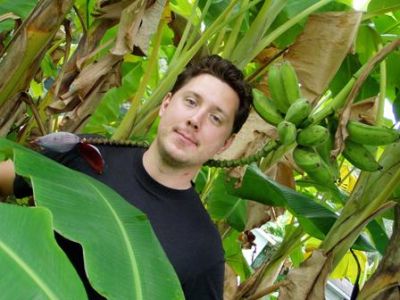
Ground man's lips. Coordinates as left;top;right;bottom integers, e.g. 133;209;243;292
175;130;198;146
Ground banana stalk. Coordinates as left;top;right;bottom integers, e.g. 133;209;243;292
357;205;400;300
279;143;400;300
321;142;400;262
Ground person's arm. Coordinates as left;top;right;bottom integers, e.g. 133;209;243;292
0;159;16;197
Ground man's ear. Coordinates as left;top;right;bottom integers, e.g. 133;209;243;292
159;93;172;117
217;134;236;154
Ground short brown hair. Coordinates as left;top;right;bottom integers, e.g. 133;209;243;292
171;55;252;134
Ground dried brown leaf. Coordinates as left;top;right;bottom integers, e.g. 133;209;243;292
93;0;133;20
111;1;147;55
275;161;295;190
0;0;74;114
49;54;121;113
284;12;362;103
224;263;238;300
278;250;331;300
134;0;167;54
245;202;273;230
111;0;166;56
60;62;122;132
254;47;281;65
0;12;20;23
0;101;26;137
350;97;378;124
216;110;277;161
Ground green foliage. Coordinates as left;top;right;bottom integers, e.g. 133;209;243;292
223;229;252;280
85;61;145;136
0;138;184;299
1;0;400;298
0;204;87;299
393;91;400;121
228;164;375;252
0;0;38;32
205;170;247;231
368;0;400;14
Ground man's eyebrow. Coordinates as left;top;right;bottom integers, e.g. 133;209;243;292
185;91;203;100
185;91;229;117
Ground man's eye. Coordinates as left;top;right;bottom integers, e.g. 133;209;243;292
210;114;222;125
185;98;197;106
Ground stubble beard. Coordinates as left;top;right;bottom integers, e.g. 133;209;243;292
157;136;197;169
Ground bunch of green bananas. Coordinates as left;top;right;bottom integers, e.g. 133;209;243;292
291;120;400;181
340;121;400;171
253;61;400;186
253;60;400;184
253;61;338;186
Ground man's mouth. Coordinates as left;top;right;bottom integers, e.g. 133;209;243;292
175;129;198;146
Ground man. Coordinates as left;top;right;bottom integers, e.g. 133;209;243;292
0;55;252;299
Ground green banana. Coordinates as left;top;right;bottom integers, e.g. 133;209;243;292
293;146;336;186
342;140;382;172
347;121;400;146
293;146;321;170
315;131;340;180
297;125;329;147
252;88;284;126
277;121;297;145
268;63;290;113
280;61;301;104
285;97;311;126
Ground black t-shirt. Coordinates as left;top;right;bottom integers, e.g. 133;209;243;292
14;144;224;299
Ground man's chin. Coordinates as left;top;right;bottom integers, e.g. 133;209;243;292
160;148;192;166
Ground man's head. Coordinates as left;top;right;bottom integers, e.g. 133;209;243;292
170;55;252;134
152;55;252;171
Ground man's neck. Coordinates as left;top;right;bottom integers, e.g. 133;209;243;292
142;144;198;190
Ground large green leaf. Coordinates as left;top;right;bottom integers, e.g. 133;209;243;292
368;0;400;14
206;171;247;231
227;164;375;251
373;14;400;36
223;229;252;281
198;0;235;26
0;138;184;300
0;203;87;299
0;0;38;32
385;52;400;92
225;165;286;207
367;218;390;255
329;55;380;102
355;24;381;64
394;91;400;122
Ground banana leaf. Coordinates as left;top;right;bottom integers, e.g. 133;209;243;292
0;138;184;300
226;164;375;252
0;0;37;32
206;170;247;231
0;203;87;299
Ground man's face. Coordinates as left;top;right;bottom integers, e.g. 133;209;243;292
156;74;239;168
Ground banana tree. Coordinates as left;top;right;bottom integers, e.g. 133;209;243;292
1;0;400;299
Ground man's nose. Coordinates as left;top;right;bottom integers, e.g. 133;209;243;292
186;111;205;130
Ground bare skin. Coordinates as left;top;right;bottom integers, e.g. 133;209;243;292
0;159;15;196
